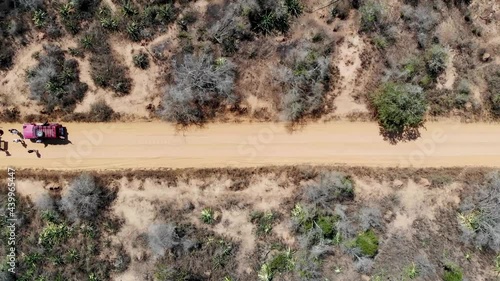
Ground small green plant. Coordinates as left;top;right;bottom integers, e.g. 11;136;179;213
405;262;419;279
100;17;119;30
38;223;71;248
121;0;138;17
257;248;295;280
316;215;338;239
81;34;95;50
285;0;303;17
59;2;74;18
355;229;379;258
32;9;46;28
457;211;480;231
443;262;463;281
88;273;99;281
250;211;276;236
133;51;150;69
126;22;141;41
201;208;215;224
66;249;80;263
258;263;273;281
212;239;233;269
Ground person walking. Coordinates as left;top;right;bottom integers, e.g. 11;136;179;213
8;129;19;135
13;139;27;147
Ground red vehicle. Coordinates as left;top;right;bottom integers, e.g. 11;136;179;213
23;122;67;142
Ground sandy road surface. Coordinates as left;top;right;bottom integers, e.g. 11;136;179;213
0;121;499;170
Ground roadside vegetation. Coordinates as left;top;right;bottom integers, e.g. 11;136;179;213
2;167;499;280
0;0;498;141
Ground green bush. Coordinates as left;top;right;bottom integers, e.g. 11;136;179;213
355;229;379;257
268;249;295;273
316;215;338;239
359;1;383;32
373;82;427;141
143;4;176;26
443;262;463;281
425;45;448;78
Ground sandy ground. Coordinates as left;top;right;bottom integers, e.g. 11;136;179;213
1;121;500;170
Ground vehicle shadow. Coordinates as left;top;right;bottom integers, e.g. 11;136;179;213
41;138;73;146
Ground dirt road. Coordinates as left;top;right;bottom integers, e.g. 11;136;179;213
1;121;499;170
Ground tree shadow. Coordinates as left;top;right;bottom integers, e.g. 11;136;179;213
380;126;425;145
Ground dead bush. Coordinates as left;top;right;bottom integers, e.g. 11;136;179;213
147;223;196;257
88;99;115;122
275;47;332;122
160;54;237;125
35;193;56;212
303;172;354;208
60;173;103;221
359;207;382;231
0;107;20;122
207;2;253;55
401;5;438;48
458;171;500;251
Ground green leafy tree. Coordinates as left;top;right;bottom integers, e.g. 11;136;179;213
373;82;427;142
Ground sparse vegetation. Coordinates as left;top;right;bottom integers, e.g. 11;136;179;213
80;27;132;96
27;44;88;112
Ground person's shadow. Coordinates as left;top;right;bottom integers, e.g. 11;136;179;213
0;140;10;156
36;150;41;158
